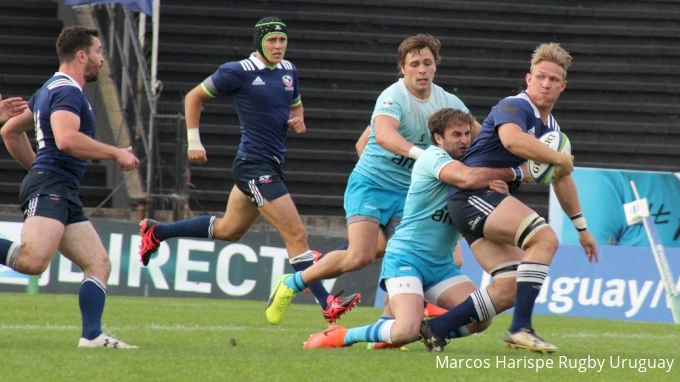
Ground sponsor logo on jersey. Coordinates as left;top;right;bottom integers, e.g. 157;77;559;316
382;97;394;108
252;76;266;86
468;216;482;231
259;175;272;184
282;75;294;91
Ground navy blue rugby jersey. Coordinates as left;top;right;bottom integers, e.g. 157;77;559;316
202;53;301;164
28;73;95;186
448;91;560;196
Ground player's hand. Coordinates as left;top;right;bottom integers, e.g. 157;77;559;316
287;117;306;134
519;161;532;182
0;94;28;124
188;148;207;164
578;230;598;263
116;146;140;171
554;153;574;178
489;179;510;194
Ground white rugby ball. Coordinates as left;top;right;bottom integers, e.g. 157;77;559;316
528;131;571;184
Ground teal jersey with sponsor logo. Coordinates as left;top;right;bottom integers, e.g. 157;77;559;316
385;146;461;266
354;79;468;189
552;168;680;247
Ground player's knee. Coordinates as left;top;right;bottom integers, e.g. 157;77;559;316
344;250;375;271
14;247;53;275
489;262;519;312
515;214;558;253
390;321;421;344
81;254;112;279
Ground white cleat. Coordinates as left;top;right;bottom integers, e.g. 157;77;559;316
78;333;139;349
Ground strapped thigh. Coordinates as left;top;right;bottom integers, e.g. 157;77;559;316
514;213;549;249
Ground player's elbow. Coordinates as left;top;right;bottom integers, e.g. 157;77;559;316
54;135;74;153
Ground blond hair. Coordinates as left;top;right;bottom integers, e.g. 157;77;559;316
530;43;572;79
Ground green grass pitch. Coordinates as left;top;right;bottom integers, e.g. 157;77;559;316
1;293;678;382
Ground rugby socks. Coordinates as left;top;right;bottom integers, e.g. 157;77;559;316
509;262;549;332
289;250;330;309
79;276;107;340
344;319;394;345
428;288;496;339
284;271;307;293
0;239;20;268
153;215;215;241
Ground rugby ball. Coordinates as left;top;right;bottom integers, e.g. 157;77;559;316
528;131;571;184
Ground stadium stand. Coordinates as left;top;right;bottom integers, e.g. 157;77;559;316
1;0;678;219
0;0;114;208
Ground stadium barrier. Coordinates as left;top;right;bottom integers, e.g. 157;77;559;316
1;213;678;323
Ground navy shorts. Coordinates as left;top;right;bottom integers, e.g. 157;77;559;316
19;169;87;225
447;190;508;245
232;156;289;207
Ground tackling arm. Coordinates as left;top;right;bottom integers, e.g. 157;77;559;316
0;108;36;169
438;161;517;190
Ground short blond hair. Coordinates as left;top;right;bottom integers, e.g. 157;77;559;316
530;43;572;79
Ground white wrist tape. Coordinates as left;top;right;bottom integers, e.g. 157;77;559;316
570;212;588;232
187;127;205;151
408;146;424;160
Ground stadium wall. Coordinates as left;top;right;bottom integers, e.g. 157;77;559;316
1;214;679;324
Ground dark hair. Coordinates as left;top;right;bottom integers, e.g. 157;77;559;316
428;108;475;143
397;34;441;71
55;26;99;63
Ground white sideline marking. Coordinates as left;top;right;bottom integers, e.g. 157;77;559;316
0;324;305;332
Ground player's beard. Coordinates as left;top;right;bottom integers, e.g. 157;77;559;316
84;61;100;83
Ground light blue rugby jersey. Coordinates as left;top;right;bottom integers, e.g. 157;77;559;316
385;145;461;266
354;79;469;189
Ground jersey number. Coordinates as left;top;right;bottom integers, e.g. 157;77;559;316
34;110;45;149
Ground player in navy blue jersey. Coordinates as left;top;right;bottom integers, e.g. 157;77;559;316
0;26;140;349
138;17;359;324
440;43;598;353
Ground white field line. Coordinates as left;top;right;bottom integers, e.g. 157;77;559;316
0;324;307;332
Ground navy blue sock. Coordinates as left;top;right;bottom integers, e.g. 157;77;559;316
290;251;330;309
509;262;549;332
79;277;107;340
0;238;20;268
334;242;348;251
154;215;215;241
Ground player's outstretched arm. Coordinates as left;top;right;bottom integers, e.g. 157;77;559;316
373;115;423;159
51;110;139;171
552;175;599;263
0;108;35;170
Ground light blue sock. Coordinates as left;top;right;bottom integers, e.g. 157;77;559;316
283;271;306;293
343;319;394;345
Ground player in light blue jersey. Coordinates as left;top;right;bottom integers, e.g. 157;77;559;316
267;34;481;325
0;26;139;348
445;43;598;353
553;168;680;247
302;109;523;349
137;17;354;324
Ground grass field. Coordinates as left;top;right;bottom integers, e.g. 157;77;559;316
1;292;678;382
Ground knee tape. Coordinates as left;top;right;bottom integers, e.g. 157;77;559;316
514;213;548;250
